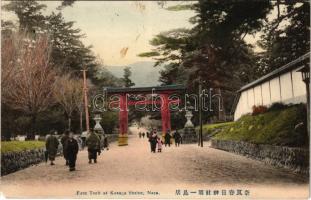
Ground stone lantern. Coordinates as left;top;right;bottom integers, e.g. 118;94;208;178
182;102;197;144
185;109;194;128
93;110;104;135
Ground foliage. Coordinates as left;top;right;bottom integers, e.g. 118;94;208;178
213;104;308;147
166;4;193;11
2;0;117;85
2;0;47;33
122;67;135;87
1;0;121;138
100;112;118;134
2;33;56;139
252;105;268;116
139;1;273;118
57;0;76;10
267;102;288;112
137;52;160;57
258;1;310;74
53;74;83;130
1;141;45;153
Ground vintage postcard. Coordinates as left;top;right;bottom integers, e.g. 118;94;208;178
0;0;310;199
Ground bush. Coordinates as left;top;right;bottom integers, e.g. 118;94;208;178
252;105;268;115
267;102;288;112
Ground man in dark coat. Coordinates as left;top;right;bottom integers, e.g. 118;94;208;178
86;130;100;163
45;130;59;165
164;130;171;147
61;130;70;165
95;130;102;153
65;132;79;171
174;130;182;147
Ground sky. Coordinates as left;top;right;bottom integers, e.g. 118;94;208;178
2;1;196;66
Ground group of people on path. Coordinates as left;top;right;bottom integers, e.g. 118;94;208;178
148;131;163;153
45;128;108;172
148;129;182;153
138;132;146;138
164;130;182;147
45;130;79;171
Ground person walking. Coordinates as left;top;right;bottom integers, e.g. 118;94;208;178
45;130;59;165
86;129;101;164
142;132;145;138
94;130;103;155
164;130;171;147
65;132;79;171
60;130;70;165
149;131;157;153
157;137;163;152
174;130;182;147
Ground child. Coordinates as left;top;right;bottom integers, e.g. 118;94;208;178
157;137;163;152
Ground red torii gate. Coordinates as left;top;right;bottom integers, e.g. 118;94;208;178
105;85;185;146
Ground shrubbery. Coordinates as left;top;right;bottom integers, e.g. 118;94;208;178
267;102;289;112
252;103;292;115
252;105;268;115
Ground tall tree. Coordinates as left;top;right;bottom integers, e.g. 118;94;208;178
3;34;56;139
53;74;83;130
140;1;272;114
122;67;135;87
2;0;120;136
3;1;109;84
3;0;46;33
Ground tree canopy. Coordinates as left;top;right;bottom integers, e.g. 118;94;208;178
1;0;120;139
139;0;309;120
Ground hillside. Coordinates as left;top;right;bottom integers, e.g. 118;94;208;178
106;61;163;87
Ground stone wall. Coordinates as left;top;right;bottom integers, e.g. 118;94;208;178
1;148;45;176
211;139;309;174
2;135;119;176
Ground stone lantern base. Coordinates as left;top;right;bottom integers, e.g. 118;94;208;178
182;127;197;144
118;134;128;146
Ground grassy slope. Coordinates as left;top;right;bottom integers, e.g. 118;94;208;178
213;104;308;147
196;122;234;135
1;141;45;153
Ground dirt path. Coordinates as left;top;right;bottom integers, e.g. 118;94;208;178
1;127;309;199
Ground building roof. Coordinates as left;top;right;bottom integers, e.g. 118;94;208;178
238;52;310;93
104;84;186;94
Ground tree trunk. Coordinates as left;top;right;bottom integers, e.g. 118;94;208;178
27;114;36;140
68;116;72;131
